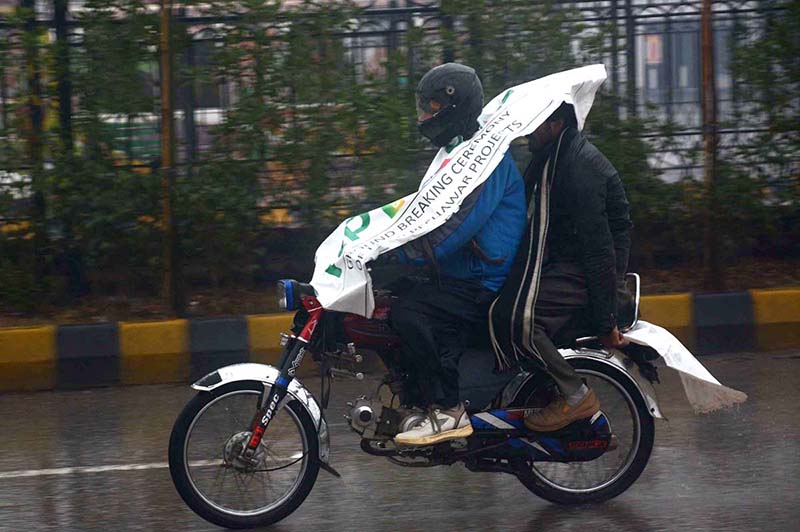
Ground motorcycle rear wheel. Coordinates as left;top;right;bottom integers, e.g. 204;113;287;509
169;381;320;529
516;359;655;504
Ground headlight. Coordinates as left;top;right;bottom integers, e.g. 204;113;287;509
276;281;287;310
276;279;295;311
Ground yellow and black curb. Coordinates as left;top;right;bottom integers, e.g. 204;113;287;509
0;315;296;393
1;288;798;393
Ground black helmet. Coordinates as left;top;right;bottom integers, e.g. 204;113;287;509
416;63;484;148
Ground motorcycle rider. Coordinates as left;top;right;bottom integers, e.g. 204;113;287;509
489;101;633;432
390;63;527;446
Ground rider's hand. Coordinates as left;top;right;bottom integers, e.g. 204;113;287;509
372;250;402;267
599;326;629;349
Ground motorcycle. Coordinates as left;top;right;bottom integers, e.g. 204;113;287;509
169;273;663;529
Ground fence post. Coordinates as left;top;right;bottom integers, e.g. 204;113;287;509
0;29;8;163
441;0;455;63
610;0;619;98
701;0;724;291
624;0;636;117
388;0;398;83
181;23;197;177
54;0;72;152
664;12;673;121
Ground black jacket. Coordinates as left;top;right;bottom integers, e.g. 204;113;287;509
524;127;632;334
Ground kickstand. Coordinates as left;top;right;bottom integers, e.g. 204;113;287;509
320;462;342;478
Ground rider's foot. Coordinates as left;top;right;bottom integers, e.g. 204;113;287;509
394;403;473;446
524;384;600;432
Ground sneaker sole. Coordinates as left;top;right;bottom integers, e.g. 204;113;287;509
394;425;474;446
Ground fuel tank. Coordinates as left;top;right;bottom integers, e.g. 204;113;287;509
342;296;402;349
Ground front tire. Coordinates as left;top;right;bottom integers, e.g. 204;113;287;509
169;381;320;529
516;359;655;504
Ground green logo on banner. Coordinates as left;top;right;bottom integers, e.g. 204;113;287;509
325;263;343;278
445;136;463;154
344;213;370;241
501;89;513;104
325;241;345;277
381;199;405;218
326;214;371;278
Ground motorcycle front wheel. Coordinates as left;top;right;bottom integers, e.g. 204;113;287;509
515;359;655;504
169;381;320;529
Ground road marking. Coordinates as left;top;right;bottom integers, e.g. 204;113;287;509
0;460;220;479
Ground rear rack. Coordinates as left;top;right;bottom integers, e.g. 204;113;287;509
574;273;641;348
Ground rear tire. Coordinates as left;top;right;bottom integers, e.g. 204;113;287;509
516;359;654;504
169;381;320;529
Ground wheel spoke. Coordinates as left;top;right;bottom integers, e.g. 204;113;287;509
252;470;274;499
214;465;230;503
527;369;643;493
181;387;310;517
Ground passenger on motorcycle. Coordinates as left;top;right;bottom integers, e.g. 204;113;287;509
389;63;527;446
493;102;634;432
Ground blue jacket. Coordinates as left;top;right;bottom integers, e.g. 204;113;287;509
398;151;526;292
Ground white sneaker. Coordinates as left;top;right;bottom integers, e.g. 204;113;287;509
394;404;473;446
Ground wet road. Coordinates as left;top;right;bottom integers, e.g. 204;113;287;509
0;351;798;532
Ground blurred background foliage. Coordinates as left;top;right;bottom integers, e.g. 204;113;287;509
0;0;797;316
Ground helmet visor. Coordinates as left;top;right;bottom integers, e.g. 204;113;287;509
416;95;444;123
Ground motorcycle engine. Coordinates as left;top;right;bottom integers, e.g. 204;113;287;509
348;397;379;432
346;397;414;439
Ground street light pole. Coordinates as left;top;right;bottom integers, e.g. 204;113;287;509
701;0;724;291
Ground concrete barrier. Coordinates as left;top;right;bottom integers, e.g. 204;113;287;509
0;289;798;393
0;325;56;391
750;288;800;351
638;293;694;349
693;292;757;355
247;314;292;364
57;323;120;388
247;314;322;375
120;319;189;385
189;317;250;380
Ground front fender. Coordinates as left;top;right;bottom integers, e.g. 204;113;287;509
561;348;664;419
192;363;331;464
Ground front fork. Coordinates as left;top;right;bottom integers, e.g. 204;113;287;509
242;296;324;461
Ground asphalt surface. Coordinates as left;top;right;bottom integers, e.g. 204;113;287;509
0;350;798;532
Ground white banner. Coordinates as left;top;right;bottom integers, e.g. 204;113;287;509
310;64;608;317
624;321;748;413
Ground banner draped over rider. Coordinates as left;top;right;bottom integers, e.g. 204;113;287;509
309;64;747;414
311;64;608;318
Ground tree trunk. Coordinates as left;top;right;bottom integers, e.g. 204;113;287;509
22;0;48;284
159;0;185;315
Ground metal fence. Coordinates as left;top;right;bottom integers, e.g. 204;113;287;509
0;1;788;178
0;0;796;308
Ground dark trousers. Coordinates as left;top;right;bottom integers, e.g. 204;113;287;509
531;262;591;397
390;277;495;409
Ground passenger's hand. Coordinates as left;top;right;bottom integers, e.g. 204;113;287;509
599;326;629;349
